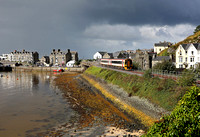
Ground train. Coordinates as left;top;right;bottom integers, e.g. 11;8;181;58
100;58;133;70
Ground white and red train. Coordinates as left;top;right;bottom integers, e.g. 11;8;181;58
100;58;133;70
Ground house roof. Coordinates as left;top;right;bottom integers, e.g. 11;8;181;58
154;42;172;47
193;43;200;50
106;53;113;57
97;51;107;56
152;56;171;61
113;51;121;57
71;51;78;54
181;44;190;50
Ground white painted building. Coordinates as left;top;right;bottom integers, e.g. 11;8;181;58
154;41;173;54
176;43;200;69
93;51;107;60
66;60;75;67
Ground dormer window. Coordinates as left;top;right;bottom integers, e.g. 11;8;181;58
191;51;194;55
186;51;187;54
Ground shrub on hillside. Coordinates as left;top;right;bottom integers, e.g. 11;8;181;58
177;70;196;87
143;69;152;78
144;86;200;136
153;60;176;72
132;62;141;70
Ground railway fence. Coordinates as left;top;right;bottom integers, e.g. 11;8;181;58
132;69;200;83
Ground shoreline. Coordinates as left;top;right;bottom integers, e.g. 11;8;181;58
81;74;162;127
45;72;147;136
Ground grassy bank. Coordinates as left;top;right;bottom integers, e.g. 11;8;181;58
84;66;188;111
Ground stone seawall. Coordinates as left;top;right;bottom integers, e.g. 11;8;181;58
13;66;85;72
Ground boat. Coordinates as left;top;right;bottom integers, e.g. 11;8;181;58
53;68;64;72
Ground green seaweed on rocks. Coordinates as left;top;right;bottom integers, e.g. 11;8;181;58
144;86;200;136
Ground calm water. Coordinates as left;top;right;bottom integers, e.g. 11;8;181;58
0;72;74;137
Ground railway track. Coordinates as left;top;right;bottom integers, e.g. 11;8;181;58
96;65;200;85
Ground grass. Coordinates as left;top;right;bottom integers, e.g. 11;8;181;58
84;66;188;111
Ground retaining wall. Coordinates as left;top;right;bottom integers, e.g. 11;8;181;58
13;66;85;72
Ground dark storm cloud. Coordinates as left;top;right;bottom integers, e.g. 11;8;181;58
0;0;199;58
83;0;200;26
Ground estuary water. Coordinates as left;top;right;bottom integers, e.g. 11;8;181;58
0;72;74;137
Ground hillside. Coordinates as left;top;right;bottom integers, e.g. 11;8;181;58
159;31;200;56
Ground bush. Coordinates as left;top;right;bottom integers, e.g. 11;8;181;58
153;60;176;72
143;69;152;78
132;62;140;70
177;70;196;87
144;86;200;136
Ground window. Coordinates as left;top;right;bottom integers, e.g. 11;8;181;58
190;57;194;62
101;60;109;63
111;61;122;64
186;51;187;54
179;64;183;68
180;51;182;55
179;57;183;62
185;57;187;62
191;51;194;55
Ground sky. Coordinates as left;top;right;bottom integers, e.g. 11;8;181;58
0;0;200;59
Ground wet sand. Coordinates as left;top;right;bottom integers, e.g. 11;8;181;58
44;73;146;137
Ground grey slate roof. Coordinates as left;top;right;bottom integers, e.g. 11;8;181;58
193;43;200;50
181;44;190;50
152;56;171;61
154;42;172;47
107;53;113;57
98;51;107;56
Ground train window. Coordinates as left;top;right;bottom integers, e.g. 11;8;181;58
111;61;122;64
101;60;109;63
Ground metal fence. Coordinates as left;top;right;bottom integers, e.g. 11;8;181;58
132;69;200;82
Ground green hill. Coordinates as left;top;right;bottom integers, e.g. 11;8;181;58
159;31;200;56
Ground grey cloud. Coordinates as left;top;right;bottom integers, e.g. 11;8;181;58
0;0;199;59
83;0;200;26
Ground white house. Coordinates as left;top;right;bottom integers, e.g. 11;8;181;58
66;60;75;67
93;51;107;60
154;41;173;54
176;43;200;69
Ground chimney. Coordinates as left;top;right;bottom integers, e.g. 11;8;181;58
53;49;55;52
58;49;60;52
68;49;70;53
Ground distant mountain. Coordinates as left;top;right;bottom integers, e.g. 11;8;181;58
159;31;200;56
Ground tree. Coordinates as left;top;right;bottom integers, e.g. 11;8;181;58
74;60;82;66
194;25;200;34
153;60;176;72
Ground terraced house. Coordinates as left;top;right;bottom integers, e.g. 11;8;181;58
176;43;200;69
154;41;173;54
9;49;39;64
49;49;78;66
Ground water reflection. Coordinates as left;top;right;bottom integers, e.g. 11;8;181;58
0;72;73;137
32;74;39;90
